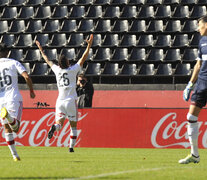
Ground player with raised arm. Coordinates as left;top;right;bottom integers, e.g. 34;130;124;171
36;34;93;152
179;16;207;164
0;43;35;161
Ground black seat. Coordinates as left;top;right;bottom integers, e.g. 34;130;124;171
182;48;198;63
60;48;76;60
94;20;111;33
111;0;128;5
93;0;110;5
8;49;24;62
164;49;181;62
60;0;76;5
92;34;102;47
35;6;52;19
190;6;207;19
25;49;41;62
164;20;181;33
103;6;120;19
172;6;190;19
102;62;119;75
129;20;146;33
112;20;129;33
31;63;48;75
19;7;35;19
43;20;60;33
180;0;197;5
172;34;189;48
69;6;86;19
145;0;162;5
182;20;198;33
9;20;26;34
174;63;191;75
128;0;145;4
154;5;171;19
0;0;10;6
154;34;171;48
197;0;207;5
146;49;164;62
22;62;31;74
44;0;59;5
137;34;154;47
1;7;18;20
86;6;103;19
93;48;111;62
147;20;164;33
120;6;137;19
0;21;9;34
67;33;84;47
50;34;67;47
15;34;33;48
137;6;154;19
85;62;101;75
156;64;173;75
120;63;137;76
111;48;128;62
190;33;200;48
60;20;77;33
77;19;94;33
34;34;50;47
128;48;146;62
27;0;44;5
0;34;16;47
52;6;68;19
163;0;179;4
77;0;93;5
26;20;43;33
44;49;58;61
102;34;119;47
120;34;136;47
77;48;93;61
138;64;155;75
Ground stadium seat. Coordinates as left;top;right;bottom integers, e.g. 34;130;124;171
15;34;33;48
120;6;137;19
0;21;9;34
137;34;154;47
44;49;58;61
111;0;128;5
110;48;128;62
197;0;207;5
34;34;50;47
172;34;189;48
91;34;102;47
182;20;198;33
26;20;43;33
8;49;24;62
164;49;181;62
156;64;173;75
112;20;129;33
77;0;93;5
35;6;52;19
138;64;155;75
60;48;76;60
190;6;207;19
102;62;119;75
85;63;101;75
67;33;84;47
9;20;26;34
119;34;137;47
147;20;164;33
0;34;16;47
94;20;111;33
146;49;164;63
86;6;103;19
19;7;35;19
182;48;198;63
128;48;146;62
93;0;111;5
120;63;137;76
77;19;94;33
174;63;191;75
145;0;162;5
43;20;60;33
69;6;86;19
60;0;76;5
52;6;69;19
10;0;27;6
44;0;59;5
93;48;111;62
27;0;44;5
129;20;146;33
50;33;67;47
163;0;179;5
103;6;120;19
0;0;10;7
102;34;119;47
172;6;190;19
77;48;93;61
31;63;49;75
1;7;18;20
154;5;171;19
60;20;77;33
137;6;154;19
25;49;41;62
128;0;145;4
22;62;31;74
180;0;197;5
154;35;171;48
164;20;181;33
190;33;200;48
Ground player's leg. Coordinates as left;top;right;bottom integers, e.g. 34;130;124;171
69;120;77;152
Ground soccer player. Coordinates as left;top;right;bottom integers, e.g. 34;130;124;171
179;16;207;164
0;43;35;161
35;34;93;152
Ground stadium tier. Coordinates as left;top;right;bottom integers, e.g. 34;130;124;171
0;0;205;84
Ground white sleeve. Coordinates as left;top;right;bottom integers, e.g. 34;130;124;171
15;61;26;74
70;63;81;74
51;64;59;75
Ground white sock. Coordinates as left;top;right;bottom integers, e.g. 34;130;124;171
188;122;199;157
9;118;19;131
70;127;77;148
5;133;19;158
54;124;61;131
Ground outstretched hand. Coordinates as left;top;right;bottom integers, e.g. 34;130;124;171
35;40;43;52
86;34;93;47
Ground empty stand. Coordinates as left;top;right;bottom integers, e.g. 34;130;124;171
172;6;190;19
34;6;52;19
15;34;33;48
129;20;146;33
19;7;35;19
120;34;137;47
60;48;76;60
0;34;16;47
137;34;154;47
182;48;198;63
94;20;111;33
156;64;173;75
172;34;189;48
182;20;198;33
102;63;119;75
8;49;24;62
50;33;67;47
102;34;119;47
34;34;50;47
67;33;84;47
138;64;155;75
25;49;41;62
44;49;58;61
120;63;137;75
112;20;129;33
164;20;181;33
154;35;171;48
163;49;181;62
52;6;69;19
154;5;171;19
174;63;191;75
146;49;164;63
22;62;31;74
69;6;86;19
137;6;154;19
86;6;103;19
77;19;94;33
93;48;111;62
77;0;94;5
26;20;43;33
120;6;137;19
91;34;102;47
60;0;76;5
85;63;101;75
77;48;93;61
1;7;18;20
111;48;128;62
190;6;207;19
31;63;49;75
9;20;26;34
128;48;146;62
27;0;44;5
60;20;77;33
43;20;60;33
0;21;9;34
147;20;164;33
103;6;120;19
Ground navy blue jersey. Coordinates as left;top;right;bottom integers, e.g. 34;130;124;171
198;36;207;80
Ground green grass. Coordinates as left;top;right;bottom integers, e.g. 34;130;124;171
0;147;207;180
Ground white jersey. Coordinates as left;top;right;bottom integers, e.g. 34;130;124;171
0;58;26;102
51;63;81;100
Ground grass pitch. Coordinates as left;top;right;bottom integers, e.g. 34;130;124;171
0;147;207;180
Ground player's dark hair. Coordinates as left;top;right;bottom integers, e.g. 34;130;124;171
199;15;207;23
58;55;69;69
0;43;9;58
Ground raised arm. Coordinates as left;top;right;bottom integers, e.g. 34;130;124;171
35;40;54;68
78;34;93;67
21;71;35;99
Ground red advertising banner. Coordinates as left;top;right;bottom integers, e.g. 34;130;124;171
1;108;207;148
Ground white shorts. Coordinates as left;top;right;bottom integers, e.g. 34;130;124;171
0;101;23;125
56;98;78;122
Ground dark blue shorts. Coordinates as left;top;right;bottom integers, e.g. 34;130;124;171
191;78;207;108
